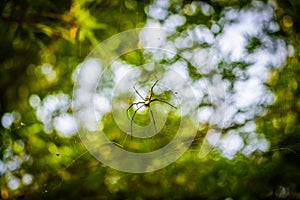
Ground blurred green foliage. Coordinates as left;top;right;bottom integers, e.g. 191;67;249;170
0;0;300;199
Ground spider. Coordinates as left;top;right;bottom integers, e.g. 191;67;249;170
126;80;177;140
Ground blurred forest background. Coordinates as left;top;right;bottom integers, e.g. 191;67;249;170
1;0;300;199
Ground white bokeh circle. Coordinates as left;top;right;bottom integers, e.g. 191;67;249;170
72;28;225;173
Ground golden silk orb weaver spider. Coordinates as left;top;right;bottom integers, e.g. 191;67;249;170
126;80;177;140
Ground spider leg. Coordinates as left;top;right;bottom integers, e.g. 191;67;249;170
150;98;177;109
133;84;145;100
126;102;144;120
130;104;145;140
149;105;157;133
150;79;160;94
